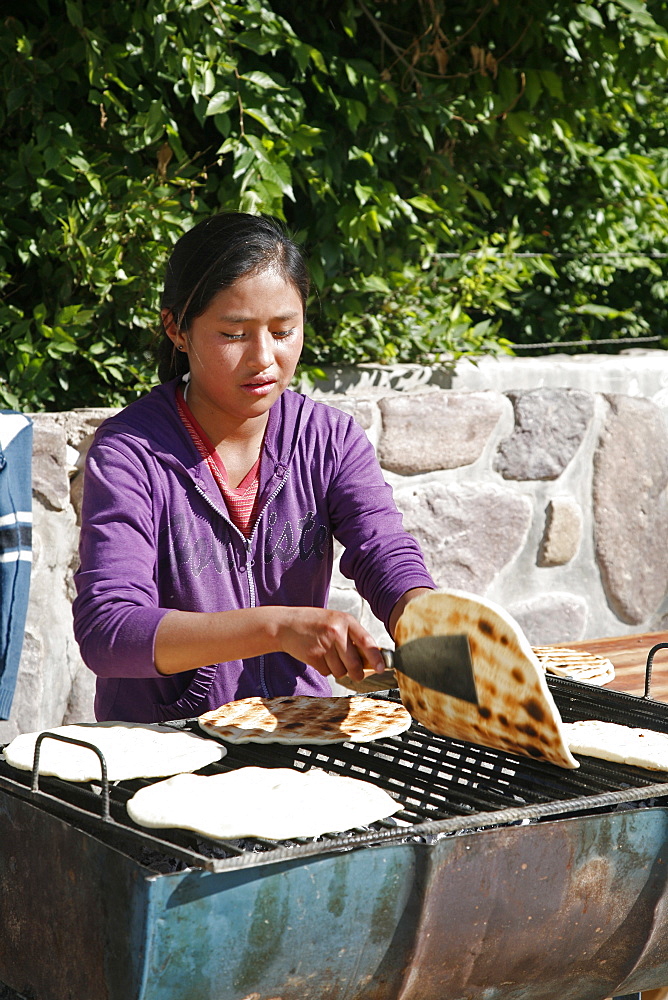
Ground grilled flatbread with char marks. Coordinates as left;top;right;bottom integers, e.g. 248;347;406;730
532;646;615;685
198;695;412;745
394;590;579;769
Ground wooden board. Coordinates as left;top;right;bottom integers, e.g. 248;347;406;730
550;632;668;702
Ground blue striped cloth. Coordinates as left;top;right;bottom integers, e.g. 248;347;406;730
0;412;33;720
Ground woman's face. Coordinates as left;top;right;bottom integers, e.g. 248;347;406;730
165;267;304;435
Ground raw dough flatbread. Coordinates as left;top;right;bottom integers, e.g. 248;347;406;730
563;719;668;771
2;722;226;782
126;766;401;840
532;646;615;685
394;589;579;769
198;695;411;745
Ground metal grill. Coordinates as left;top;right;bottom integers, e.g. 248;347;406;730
4;675;668;874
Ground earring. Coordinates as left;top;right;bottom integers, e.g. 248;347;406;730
177;345;185;352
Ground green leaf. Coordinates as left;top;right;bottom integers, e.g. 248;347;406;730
65;0;83;28
576;5;605;28
256;157;295;201
524;69;542;110
504;112;531;140
308;46;327;73
540;70;565;101
240;71;287;91
407;195;440;213
359;274;391;293
244;108;282;133
206;91;236;116
571;304;636;319
464;186;492;211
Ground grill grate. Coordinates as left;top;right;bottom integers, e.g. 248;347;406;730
3;676;668;873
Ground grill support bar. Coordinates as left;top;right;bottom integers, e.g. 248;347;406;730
644;643;668;699
31;731;112;821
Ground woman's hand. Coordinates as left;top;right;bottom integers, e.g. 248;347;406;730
154;604;385;681
276;607;386;682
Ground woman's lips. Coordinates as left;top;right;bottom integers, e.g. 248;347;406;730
240;378;277;396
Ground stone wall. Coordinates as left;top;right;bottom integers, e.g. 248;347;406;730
2;351;667;740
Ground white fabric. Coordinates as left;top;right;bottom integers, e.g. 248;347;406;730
0;414;31;452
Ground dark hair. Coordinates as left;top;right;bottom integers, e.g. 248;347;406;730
156;212;310;382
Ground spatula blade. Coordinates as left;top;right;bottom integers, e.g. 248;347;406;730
390;634;479;705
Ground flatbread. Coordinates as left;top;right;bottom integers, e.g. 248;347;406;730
563;719;668;771
198;695;411;745
532;646;615;685
126;766;401;840
394;589;579;769
2;722;226;782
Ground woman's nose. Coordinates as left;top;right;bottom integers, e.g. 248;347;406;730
246;331;274;369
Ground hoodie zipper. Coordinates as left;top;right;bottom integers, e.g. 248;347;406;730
245;472;290;697
192;471;290;698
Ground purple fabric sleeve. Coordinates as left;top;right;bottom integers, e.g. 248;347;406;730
73;441;170;678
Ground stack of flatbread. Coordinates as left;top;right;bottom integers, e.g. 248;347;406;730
126;766;401;840
532;646;615;686
2;722;226;782
198;695;411;745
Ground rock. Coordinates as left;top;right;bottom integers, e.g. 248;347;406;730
22;499;86;729
494;388;594;480
593;395;668;624
324;397;375;431
61;662;96;725
537;497;583;567
304;361;454;395
60;408;117;449
30;414;70;511
327;586;363;619
393;481;533;592
378;391;505;474
360;600;393;648
508;593;588;645
60;410;116;522
69;470;86;522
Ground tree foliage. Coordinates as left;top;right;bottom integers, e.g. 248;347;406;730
1;0;667;410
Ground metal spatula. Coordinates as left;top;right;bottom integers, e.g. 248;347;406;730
381;634;479;705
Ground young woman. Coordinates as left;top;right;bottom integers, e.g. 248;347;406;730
73;212;435;723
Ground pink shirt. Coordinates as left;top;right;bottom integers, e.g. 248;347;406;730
176;386;260;537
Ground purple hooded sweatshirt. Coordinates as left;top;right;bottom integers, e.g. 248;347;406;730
73;379;435;723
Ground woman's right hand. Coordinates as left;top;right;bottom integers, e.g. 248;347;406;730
275;606;386;682
154;604;385;680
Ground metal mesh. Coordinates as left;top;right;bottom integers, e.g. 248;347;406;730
3;676;668;873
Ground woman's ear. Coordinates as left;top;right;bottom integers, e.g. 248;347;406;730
161;309;186;351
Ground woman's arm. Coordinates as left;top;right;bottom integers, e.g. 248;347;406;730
154;604;386;680
388;587;434;639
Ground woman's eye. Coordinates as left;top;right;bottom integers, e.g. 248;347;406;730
273;328;296;339
221;332;244;340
